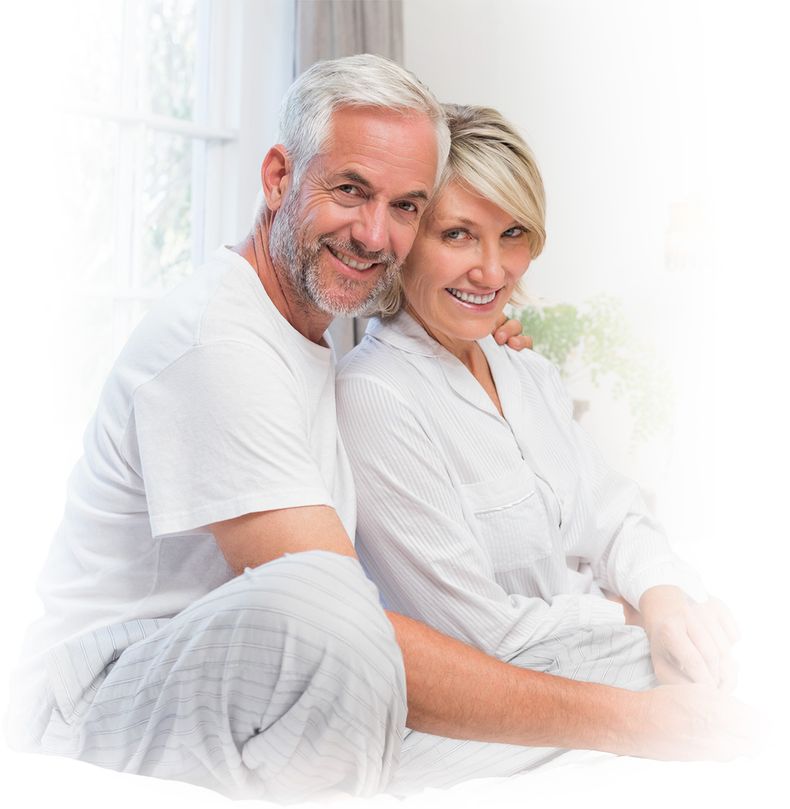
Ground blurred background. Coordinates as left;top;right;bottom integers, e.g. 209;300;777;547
1;0;788;787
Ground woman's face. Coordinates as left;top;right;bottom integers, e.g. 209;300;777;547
401;181;532;352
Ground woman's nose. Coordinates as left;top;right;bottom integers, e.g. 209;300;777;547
468;247;505;288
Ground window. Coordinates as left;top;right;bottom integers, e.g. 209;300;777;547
55;0;294;445
62;0;239;367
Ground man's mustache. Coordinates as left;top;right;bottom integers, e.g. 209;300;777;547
317;236;398;269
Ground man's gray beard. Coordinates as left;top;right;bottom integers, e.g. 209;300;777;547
269;191;400;318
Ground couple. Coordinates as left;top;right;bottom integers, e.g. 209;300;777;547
8;55;752;801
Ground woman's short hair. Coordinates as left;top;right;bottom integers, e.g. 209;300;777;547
279;54;450;189
374;104;546;316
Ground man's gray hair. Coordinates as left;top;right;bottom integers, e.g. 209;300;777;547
278;54;450;189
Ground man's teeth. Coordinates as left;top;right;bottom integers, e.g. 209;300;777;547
329;247;374;270
447;288;497;305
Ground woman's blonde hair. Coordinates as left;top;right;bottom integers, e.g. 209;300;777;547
374;103;546;316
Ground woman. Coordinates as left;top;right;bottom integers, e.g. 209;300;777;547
337;104;738;696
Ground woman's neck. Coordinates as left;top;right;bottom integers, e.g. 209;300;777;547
406;306;504;417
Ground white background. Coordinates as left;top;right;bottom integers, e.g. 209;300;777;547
1;0;788;805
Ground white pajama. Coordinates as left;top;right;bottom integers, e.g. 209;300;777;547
9;249;367;801
333;311;705;792
336;312;706;660
36;551;407;802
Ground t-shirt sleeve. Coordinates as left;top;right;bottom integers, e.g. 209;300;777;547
133;340;333;537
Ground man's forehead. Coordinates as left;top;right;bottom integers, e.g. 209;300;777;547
314;106;437;193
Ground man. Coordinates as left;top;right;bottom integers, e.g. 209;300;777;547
8;55;753;801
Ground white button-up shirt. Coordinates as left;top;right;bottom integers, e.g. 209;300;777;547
336;311;705;661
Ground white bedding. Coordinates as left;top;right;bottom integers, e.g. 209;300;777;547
1;743;780;809
4;572;784;807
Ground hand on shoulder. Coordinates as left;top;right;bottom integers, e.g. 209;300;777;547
492;314;533;351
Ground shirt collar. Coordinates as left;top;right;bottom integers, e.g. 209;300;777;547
366;310;502;418
364;310;445;357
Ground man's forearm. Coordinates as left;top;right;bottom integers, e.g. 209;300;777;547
387;610;637;752
387;610;755;761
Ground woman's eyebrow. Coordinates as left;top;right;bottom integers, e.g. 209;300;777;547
433;216;477;227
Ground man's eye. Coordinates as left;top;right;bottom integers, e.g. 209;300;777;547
337;184;361;196
395;200;418;213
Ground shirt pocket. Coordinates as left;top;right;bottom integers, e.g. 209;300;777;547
461;463;552;573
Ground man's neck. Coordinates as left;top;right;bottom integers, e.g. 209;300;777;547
231;214;332;345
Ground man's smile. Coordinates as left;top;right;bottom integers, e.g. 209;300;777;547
326;245;378;271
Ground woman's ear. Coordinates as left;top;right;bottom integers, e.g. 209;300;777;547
261;144;291;212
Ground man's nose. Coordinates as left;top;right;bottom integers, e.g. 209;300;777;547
350;201;389;254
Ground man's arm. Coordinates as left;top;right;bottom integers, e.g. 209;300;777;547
211;505;356;570
210;507;756;761
390;609;754;760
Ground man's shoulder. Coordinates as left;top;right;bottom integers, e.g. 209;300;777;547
141;249;285;354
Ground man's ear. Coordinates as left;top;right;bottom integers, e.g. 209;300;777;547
261;144;292;212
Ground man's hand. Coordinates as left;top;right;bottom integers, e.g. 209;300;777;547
639;585;740;691
627;683;759;761
492;314;533;351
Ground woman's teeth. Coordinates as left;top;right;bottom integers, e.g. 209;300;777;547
329;247;375;270
447;288;497;305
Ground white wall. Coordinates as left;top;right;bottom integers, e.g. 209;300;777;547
406;0;700;305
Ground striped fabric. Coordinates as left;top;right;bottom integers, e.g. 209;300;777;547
35;552;407;802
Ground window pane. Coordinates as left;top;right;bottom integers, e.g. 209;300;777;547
146;0;199;120
60;116;120;288
64;0;125;108
140;129;194;289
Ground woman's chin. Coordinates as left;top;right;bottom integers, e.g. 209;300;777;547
449;323;499;343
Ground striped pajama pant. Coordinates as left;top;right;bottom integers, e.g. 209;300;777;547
31;551;655;801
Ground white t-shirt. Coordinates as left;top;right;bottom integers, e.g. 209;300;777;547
336;311;705;661
24;246;356;661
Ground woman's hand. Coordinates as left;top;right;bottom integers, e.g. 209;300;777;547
639;585;740;691
602;589;643;627
492;314;533;351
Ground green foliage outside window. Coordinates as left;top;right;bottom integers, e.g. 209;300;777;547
515;296;674;445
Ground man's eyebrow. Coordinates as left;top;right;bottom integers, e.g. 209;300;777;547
337;170;373;189
336;171;429;202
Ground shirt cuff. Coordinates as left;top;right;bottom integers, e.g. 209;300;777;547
622;561;708;606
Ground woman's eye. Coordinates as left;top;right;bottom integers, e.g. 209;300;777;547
444;229;468;241
503;226;526;238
